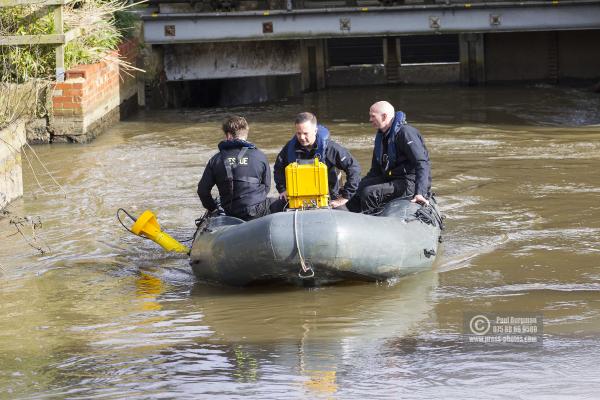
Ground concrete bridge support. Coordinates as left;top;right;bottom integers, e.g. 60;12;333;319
300;39;327;92
383;37;401;84
459;33;485;85
139;5;600;107
140;0;600;105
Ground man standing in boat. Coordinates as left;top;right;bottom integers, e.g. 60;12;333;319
273;112;361;210
347;101;431;213
197;116;272;221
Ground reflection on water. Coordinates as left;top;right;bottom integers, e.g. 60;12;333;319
1;85;600;398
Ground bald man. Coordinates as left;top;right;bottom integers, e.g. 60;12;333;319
347;101;432;213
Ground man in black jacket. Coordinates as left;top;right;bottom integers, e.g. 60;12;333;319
197;116;271;221
273;112;361;210
347;101;431;213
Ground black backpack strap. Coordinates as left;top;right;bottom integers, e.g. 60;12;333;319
224;159;234;182
223;147;248;180
223;147;262;189
237;147;249;164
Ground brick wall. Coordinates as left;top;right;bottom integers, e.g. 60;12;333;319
51;40;139;143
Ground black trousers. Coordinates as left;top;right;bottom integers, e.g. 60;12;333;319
346;176;415;214
229;198;273;221
269;198;287;214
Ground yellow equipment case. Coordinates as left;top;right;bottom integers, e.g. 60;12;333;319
285;158;329;209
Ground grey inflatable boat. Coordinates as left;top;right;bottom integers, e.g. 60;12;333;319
190;198;443;286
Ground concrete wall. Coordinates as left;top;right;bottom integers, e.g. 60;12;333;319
164;41;301;81
1;81;52;145
0;120;26;209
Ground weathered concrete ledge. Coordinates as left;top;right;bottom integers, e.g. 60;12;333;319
0;120;26;209
47;40;140;144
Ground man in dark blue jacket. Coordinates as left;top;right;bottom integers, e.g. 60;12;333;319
347;101;431;213
197;116;271;221
273;112;361;210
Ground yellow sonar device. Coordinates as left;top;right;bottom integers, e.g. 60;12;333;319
130;210;190;254
285;158;329;209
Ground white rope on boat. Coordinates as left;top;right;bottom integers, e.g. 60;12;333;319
293;208;314;279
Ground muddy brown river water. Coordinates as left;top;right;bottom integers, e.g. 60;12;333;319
1;85;600;399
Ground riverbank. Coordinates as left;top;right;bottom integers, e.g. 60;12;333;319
0;39;139;209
